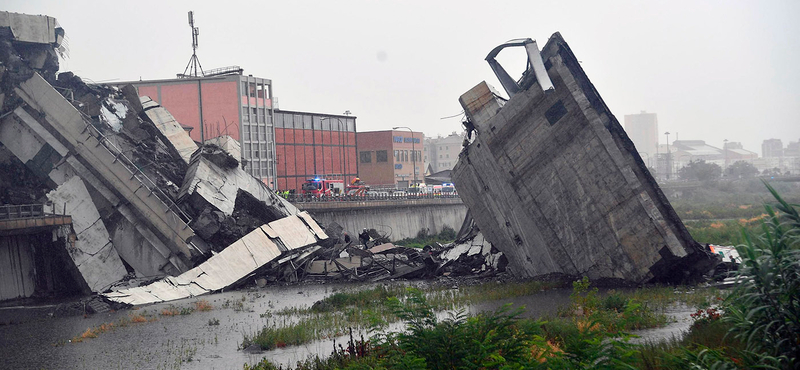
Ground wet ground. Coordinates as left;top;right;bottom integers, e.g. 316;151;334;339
0;283;696;369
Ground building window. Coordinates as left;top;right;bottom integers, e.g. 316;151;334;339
258;108;265;123
439;154;442;159
249;83;256;98
446;154;449;158
242;82;248;96
242;108;250;123
394;150;399;162
360;151;372;163
257;83;266;98
376;150;388;162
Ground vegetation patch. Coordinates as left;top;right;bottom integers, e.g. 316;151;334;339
71;312;157;343
394;226;457;249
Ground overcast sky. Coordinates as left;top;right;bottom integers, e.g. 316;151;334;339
6;0;799;153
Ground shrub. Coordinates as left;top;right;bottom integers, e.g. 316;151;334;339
723;182;800;368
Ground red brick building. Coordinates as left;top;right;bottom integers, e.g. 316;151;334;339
357;130;423;189
124;72;276;185
273;110;357;192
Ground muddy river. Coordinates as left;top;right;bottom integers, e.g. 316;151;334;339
0;283;695;369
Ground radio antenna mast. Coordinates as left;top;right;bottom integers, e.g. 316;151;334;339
181;11;204;78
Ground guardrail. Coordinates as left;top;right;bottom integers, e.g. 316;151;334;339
0;202;61;220
79;114;192;225
285;193;460;203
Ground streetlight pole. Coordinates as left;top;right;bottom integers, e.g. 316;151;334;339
393;126;416;188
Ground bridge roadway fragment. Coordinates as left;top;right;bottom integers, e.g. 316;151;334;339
295;197;467;241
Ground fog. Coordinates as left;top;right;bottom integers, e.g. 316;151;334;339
5;0;799;152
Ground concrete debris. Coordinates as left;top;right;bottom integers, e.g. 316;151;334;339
0;11;321;300
46;176;127;292
178;147;299;250
103;212;327;305
272;225;507;283
140;96;198;163
452;33;716;285
204;135;241;161
438;232;507;276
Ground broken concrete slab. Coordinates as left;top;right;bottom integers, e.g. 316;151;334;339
103;212;327;305
0;11;62;45
3;73;197;272
141;96;198;164
204;135;241;161
438;231;507;276
179;151;295;217
46;176;127;292
452;33;715;284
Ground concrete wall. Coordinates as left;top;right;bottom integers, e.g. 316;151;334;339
299;199;467;241
0;235;36;300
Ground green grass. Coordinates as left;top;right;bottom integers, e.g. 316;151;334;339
684;218;764;245
393;226;457;249
242;278;724;356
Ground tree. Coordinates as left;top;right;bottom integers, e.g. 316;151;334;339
762;167;783;177
727;160;759;178
678;160;721;182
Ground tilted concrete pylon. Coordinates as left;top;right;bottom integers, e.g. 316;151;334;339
452;33;715;284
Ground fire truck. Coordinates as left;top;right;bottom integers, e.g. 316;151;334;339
301;178;345;197
345;177;370;196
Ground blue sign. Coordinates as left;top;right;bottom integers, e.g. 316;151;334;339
395;164;403;169
403;137;420;144
393;136;403;143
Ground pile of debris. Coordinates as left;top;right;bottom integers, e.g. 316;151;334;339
0;11;326;304
0;11;503;307
248;220;508;284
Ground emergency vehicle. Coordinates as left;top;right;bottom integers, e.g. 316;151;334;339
301;178;345;197
346;178;370;196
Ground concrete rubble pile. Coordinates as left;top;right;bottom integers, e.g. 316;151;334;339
255;224;508;283
0;11;328;303
452;33;717;285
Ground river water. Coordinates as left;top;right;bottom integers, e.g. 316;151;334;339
0;283;695;369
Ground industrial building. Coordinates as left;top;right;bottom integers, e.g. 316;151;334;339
356;130;423;189
273;110;358;192
123;71;278;186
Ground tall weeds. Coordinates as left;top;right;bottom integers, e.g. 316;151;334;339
724;182;800;368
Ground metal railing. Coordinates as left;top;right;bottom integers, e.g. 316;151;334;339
79;116;192;226
0;202;61;220
285;193;460;203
